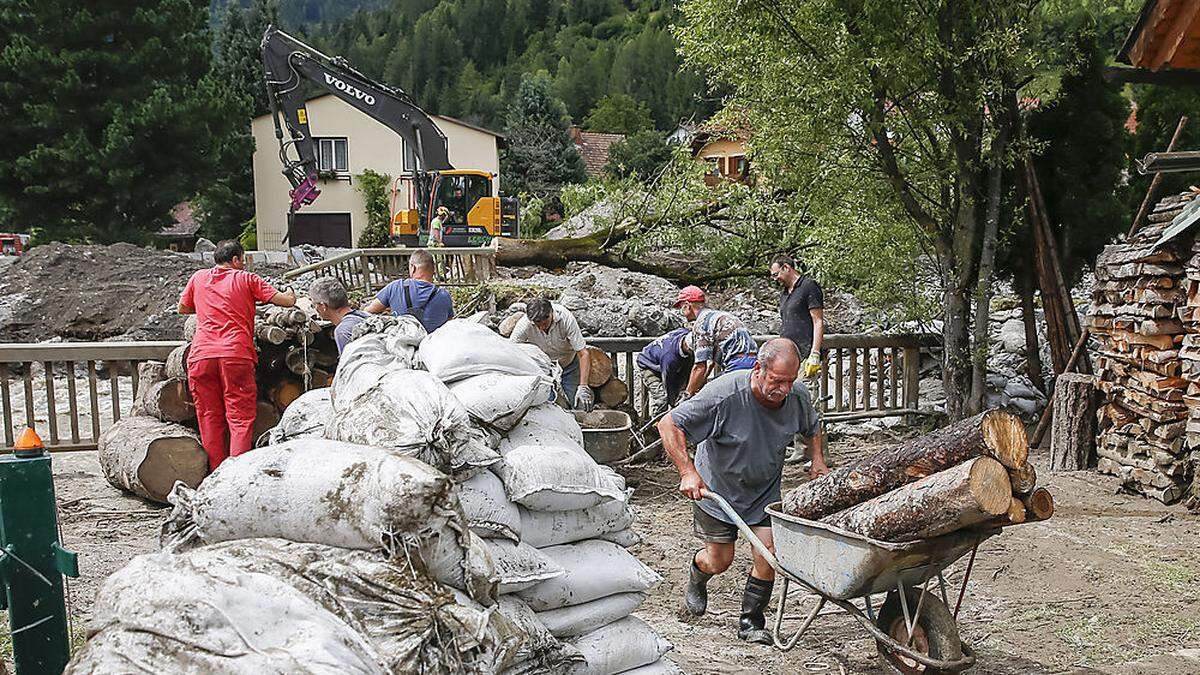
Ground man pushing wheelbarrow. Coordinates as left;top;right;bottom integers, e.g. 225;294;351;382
658;338;829;644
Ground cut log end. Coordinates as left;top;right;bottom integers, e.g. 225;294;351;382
1022;487;1055;521
970;456;1015;516
982;409;1030;469
136;436;208;503
1008;462;1038;496
1006;497;1027;524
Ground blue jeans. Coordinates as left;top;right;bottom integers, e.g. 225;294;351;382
558;355;581;407
725;354;757;372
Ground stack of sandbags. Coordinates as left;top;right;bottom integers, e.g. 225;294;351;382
427;320;677;674
1088;192;1195;503
783;410;1053;542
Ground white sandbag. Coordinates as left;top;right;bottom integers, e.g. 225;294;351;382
332;320;423;405
326;368;499;476
616;658;685;675
597;527;641;548
453;593;586;675
420;319;558;383
268;387;333;444
516;540;661;611
570;617;672;675
496;445;624;511
519;497;634;548
450;372;556;431
536;592;646;638
161;440;496;604
460;469;522;542
506;404;586;448
66;550;387;674
487;540;565;594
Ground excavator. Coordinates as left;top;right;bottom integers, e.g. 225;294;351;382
260;27;518;246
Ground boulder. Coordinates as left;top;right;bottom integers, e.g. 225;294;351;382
998;319;1026;353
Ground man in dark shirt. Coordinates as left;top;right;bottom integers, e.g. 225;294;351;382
770;255;826;465
364;249;454;333
636;327;694;419
309;277;368;354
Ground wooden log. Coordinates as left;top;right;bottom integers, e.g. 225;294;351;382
1021;487;1055;520
183;315;198;341
285;346;316;375
131;361;168;416
251;400;281;448
1008;462;1037;496
97;416;207;503
597;377;628;407
166;343;190;381
499;312;525;338
782;409;1027;520
269;378;305;410
1006;496;1027;524
585;346;614;386
823;457;1012;542
255;323;288;345
1050;373;1097;471
309;368;334;389
138;378;194;423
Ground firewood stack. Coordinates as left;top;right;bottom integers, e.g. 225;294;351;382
1087;192;1196;504
782;410;1052;542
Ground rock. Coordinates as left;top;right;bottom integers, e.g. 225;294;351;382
986;374;1008;391
193;237;216;254
998;318;1025;353
1004;376;1045;401
985;391;1011;409
918;377;945;404
545;200;623;240
1009;397;1042;418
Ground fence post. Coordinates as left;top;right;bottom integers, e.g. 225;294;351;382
359;254;372;296
902;346;920;410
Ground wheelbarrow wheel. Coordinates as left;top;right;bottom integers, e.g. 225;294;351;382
875;587;963;675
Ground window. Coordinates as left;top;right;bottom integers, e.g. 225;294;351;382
316;138;349;173
733;155;748;176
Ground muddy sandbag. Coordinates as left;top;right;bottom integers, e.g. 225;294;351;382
597;528;641;548
516;541;661;611
536;592;646;638
461;469;522;542
268;387;333;444
66;550;388;675
326;368;500;476
190;539;517;674
487;540;565;594
496;445;625;511
333;316;426;404
161;440;496;604
610;657;684;675
519;497;633;548
420;319;558;383
454;593;586;675
505;404;585;448
569;616;673;675
449;372;556;431
98;415;207;504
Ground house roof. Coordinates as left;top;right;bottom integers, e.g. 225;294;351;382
568;127;626;178
252;93;506;142
156;202;201;239
1118;0;1200;71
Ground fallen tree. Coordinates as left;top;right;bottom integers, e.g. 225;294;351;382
98;416;207;503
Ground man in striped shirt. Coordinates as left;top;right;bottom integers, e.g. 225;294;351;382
674;286;758;397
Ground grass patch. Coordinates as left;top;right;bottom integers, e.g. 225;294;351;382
1141;560;1200;600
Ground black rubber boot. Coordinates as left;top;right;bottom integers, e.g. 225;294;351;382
737;575;774;645
683;553;713;617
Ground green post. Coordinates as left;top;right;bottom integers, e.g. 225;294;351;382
0;437;79;675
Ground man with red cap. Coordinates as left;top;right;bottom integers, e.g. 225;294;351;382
674;285;758;397
179;240;296;470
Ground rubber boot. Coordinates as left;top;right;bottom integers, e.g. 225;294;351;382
683;553;713;617
737;575;774;645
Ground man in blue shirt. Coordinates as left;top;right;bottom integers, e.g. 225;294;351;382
636;327;694;419
364;249;454;333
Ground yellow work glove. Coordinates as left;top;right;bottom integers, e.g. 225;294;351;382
803;352;821;378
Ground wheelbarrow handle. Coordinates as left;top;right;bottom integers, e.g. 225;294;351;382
699;489;782;575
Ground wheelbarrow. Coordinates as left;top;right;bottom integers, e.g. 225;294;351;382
702;490;997;674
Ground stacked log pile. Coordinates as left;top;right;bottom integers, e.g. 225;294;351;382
782;410;1052;542
100;304;338;504
1088;192;1196;503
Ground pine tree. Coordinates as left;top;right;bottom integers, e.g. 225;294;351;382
0;0;244;243
501;72;587;198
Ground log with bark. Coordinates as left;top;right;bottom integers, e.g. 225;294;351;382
586;346;614;387
499;312;525;338
823;457;1012;542
1021;487;1055;521
131;362;168;416
166;343;190;381
138;378;193;423
1050;372;1097;471
782;410;1028;521
598;377;629;407
98;416;207;503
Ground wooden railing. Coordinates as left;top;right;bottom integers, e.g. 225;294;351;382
0;332;938;452
282;246;498;295
588;332;940;424
0;341;184;452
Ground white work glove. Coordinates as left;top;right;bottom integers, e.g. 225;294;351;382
803;352;821;378
574;385;595;412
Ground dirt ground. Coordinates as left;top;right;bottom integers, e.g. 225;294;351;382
37;434;1200;674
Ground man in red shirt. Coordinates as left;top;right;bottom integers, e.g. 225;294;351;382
178;241;296;470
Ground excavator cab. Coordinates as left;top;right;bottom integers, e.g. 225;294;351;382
391;170;518;246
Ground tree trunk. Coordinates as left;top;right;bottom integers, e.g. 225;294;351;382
1050;373;1096;471
1021;487;1055;520
782;409;1027;520
598;378;628;407
969;102;1011;415
131;361;168;416
1005;496;1027;524
166;343;190;381
1008;462;1037;496
586;347;614;386
98;416;207;503
1018;263;1046;393
943;277;974;421
823;457;1012;542
138;378;194;423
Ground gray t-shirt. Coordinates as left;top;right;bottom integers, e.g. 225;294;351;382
333;310;369;354
671;370;821;524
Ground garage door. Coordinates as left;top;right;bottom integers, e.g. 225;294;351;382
289;213;352;247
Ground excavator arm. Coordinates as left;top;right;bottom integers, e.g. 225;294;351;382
261;26;453;226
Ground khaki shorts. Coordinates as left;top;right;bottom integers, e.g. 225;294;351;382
692;502;769;544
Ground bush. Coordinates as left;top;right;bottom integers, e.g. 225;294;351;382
238;217;257;250
355;169;392;248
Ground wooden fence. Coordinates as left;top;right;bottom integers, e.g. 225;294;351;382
282;246;498;295
0;332;939;452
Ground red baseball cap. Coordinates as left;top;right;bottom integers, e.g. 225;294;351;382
674;285;706;307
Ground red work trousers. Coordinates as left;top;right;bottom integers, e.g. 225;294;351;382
187;357;257;471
